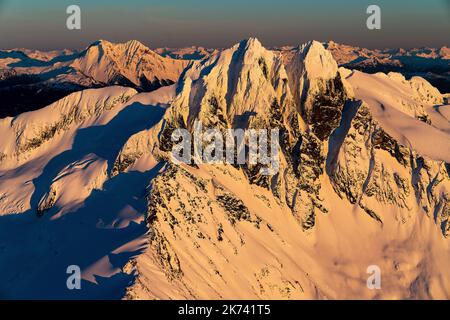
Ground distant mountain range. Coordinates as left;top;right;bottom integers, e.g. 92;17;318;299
0;40;188;118
1;40;449;118
324;41;450;93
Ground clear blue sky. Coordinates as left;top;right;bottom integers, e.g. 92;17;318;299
0;0;449;50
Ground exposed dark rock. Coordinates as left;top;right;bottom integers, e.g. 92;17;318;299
308;74;347;141
216;193;251;225
372;128;409;166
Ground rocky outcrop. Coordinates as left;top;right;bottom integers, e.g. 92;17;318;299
111;129;155;177
145;164;258;283
37;186;57;217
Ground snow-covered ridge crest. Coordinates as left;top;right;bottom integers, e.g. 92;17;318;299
387;72;443;105
0;86;137;163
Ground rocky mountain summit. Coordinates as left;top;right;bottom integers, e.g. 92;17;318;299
0;38;449;299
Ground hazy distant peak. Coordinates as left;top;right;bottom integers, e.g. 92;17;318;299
85;39;150;55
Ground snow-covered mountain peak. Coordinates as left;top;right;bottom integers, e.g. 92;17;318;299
124;39;148;50
300;40;339;80
93;39;152;60
281;40;345;139
71;40;189;91
235;37;264;53
166;37;291;130
226;37;274;68
283;40;339;85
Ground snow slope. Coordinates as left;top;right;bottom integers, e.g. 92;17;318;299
0;85;174;299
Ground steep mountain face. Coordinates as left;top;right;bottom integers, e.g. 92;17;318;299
157;38;346;232
165;38;291;128
0;40;188;118
283;40;347;140
0;38;449;299
333;70;450;234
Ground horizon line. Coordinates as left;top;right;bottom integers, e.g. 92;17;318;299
3;37;450;53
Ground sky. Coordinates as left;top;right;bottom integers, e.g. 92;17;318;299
0;0;449;50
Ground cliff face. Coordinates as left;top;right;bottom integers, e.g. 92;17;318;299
158;38;348;231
